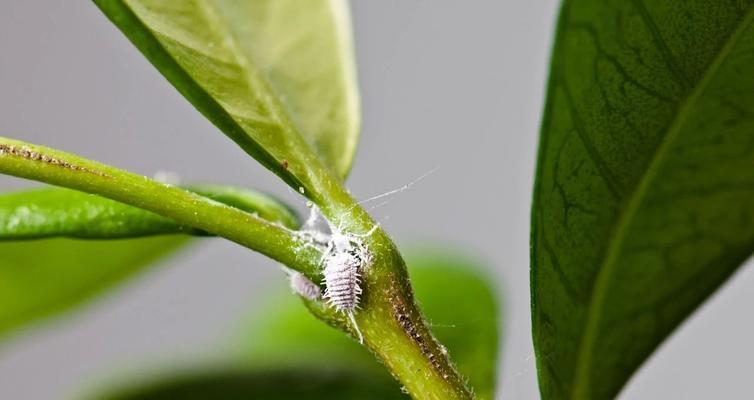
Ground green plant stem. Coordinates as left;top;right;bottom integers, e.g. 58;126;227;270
0;137;473;398
87;3;472;395
304;247;475;399
294;165;474;398
0;136;320;276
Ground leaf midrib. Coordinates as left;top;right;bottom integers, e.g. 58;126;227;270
193;0;301;144
192;0;348;192
570;6;754;398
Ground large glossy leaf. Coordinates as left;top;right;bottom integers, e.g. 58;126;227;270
0;236;187;338
98;369;404;400
0;185;297;240
94;0;361;189
532;2;754;398
239;250;500;399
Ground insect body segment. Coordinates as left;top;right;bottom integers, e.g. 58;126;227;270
321;230;374;344
296;207;376;344
321;235;369;313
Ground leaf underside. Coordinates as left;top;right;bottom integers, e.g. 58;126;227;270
95;0;361;190
532;1;754;399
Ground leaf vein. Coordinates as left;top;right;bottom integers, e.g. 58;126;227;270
570;6;754;398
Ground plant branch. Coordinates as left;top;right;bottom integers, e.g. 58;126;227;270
291;156;475;398
0;136;320;276
0;136;474;398
302;247;475;399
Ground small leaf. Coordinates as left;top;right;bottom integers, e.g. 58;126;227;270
532;2;754;398
94;0;361;191
97;368;404;400
0;185;297;240
0;237;187;338
239;250;499;399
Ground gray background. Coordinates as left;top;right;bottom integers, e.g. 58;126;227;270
1;1;753;399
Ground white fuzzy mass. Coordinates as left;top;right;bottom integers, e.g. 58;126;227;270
322;234;372;313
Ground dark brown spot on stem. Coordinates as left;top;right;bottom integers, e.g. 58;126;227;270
387;282;450;378
0;144;110;177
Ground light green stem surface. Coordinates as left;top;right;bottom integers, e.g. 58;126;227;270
0;136;473;399
0;136;319;276
298;164;474;399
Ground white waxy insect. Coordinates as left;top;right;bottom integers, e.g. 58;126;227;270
321;226;375;344
321;232;369;311
289;171;435;344
294;206;378;344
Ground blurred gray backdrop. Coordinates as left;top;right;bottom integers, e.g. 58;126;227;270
2;2;754;399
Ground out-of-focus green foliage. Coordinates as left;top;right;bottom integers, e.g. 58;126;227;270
99;369;405;400
0;236;187;338
0;183;298;339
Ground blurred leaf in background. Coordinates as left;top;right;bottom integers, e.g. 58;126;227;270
0;183;297;340
100;369;404;400
0;236;187;339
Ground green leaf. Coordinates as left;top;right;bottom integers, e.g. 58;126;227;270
94;0;361;191
532;2;754;398
0;185;297;240
239;250;499;399
0;236;187;338
97;368;405;400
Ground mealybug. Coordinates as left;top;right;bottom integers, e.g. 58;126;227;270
322;233;370;312
321;228;373;344
296;207;377;344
